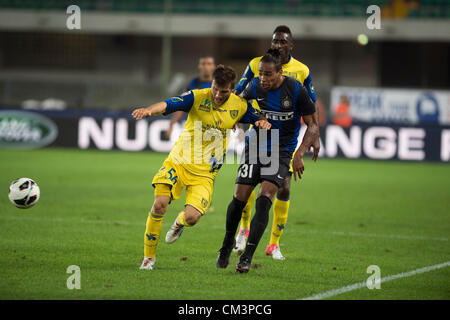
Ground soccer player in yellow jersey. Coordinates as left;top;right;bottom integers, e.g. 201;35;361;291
132;65;271;270
233;25;317;260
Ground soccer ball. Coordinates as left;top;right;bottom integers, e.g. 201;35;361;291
8;178;40;209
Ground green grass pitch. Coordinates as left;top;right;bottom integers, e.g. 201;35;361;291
0;148;449;299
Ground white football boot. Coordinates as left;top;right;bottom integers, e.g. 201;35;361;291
139;257;156;270
233;228;249;255
269;245;286;260
165;216;185;244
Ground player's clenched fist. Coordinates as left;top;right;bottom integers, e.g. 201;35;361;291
253;114;271;130
132;102;167;119
254;119;271;130
132;108;151;120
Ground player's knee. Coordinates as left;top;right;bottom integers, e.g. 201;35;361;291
184;210;201;226
259;188;277;201
277;186;290;200
277;174;291;200
152;198;168;216
259;181;278;200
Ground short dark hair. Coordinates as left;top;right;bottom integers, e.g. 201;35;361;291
260;48;282;72
199;56;215;63
212;65;236;87
273;25;292;37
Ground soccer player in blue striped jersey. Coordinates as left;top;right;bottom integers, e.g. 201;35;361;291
233;26;318;260
217;49;320;273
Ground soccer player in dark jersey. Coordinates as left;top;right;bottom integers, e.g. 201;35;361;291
233;26;318;260
216;49;320;273
166;56;216;139
186;56;216;90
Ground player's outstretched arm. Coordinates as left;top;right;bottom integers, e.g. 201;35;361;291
132;102;167;120
133;91;194;121
292;111;320;181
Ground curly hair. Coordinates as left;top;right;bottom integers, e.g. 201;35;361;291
212;65;237;88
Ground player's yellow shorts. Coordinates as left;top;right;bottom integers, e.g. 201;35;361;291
152;157;213;215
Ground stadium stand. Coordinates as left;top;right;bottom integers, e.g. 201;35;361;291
0;0;448;18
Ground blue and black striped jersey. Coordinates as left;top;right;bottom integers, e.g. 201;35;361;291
235;55;317;103
242;76;316;153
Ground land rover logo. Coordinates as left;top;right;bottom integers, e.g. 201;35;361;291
0;111;58;148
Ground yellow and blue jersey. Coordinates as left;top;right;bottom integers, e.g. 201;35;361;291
163;88;261;179
235;55;316;102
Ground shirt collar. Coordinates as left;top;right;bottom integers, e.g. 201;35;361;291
283;54;292;65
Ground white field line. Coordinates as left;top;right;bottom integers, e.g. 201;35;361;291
300;261;450;300
284;229;449;242
0;215;448;242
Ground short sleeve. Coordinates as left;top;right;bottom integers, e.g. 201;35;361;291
239;100;260;124
303;73;317;102
241;79;255;100
163;91;195;115
296;85;316;116
234;63;254;94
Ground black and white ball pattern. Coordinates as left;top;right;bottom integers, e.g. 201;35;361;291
8;178;40;209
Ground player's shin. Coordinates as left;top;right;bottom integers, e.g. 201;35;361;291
217;197;247;268
243;195;272;259
144;211;164;258
222;197;247;248
177;210;193;227
240;190;255;230
269;197;290;246
234;191;254;254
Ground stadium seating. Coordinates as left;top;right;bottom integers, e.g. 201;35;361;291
0;0;448;18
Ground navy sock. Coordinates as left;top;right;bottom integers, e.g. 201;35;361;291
222;197;247;248
243;195;272;259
